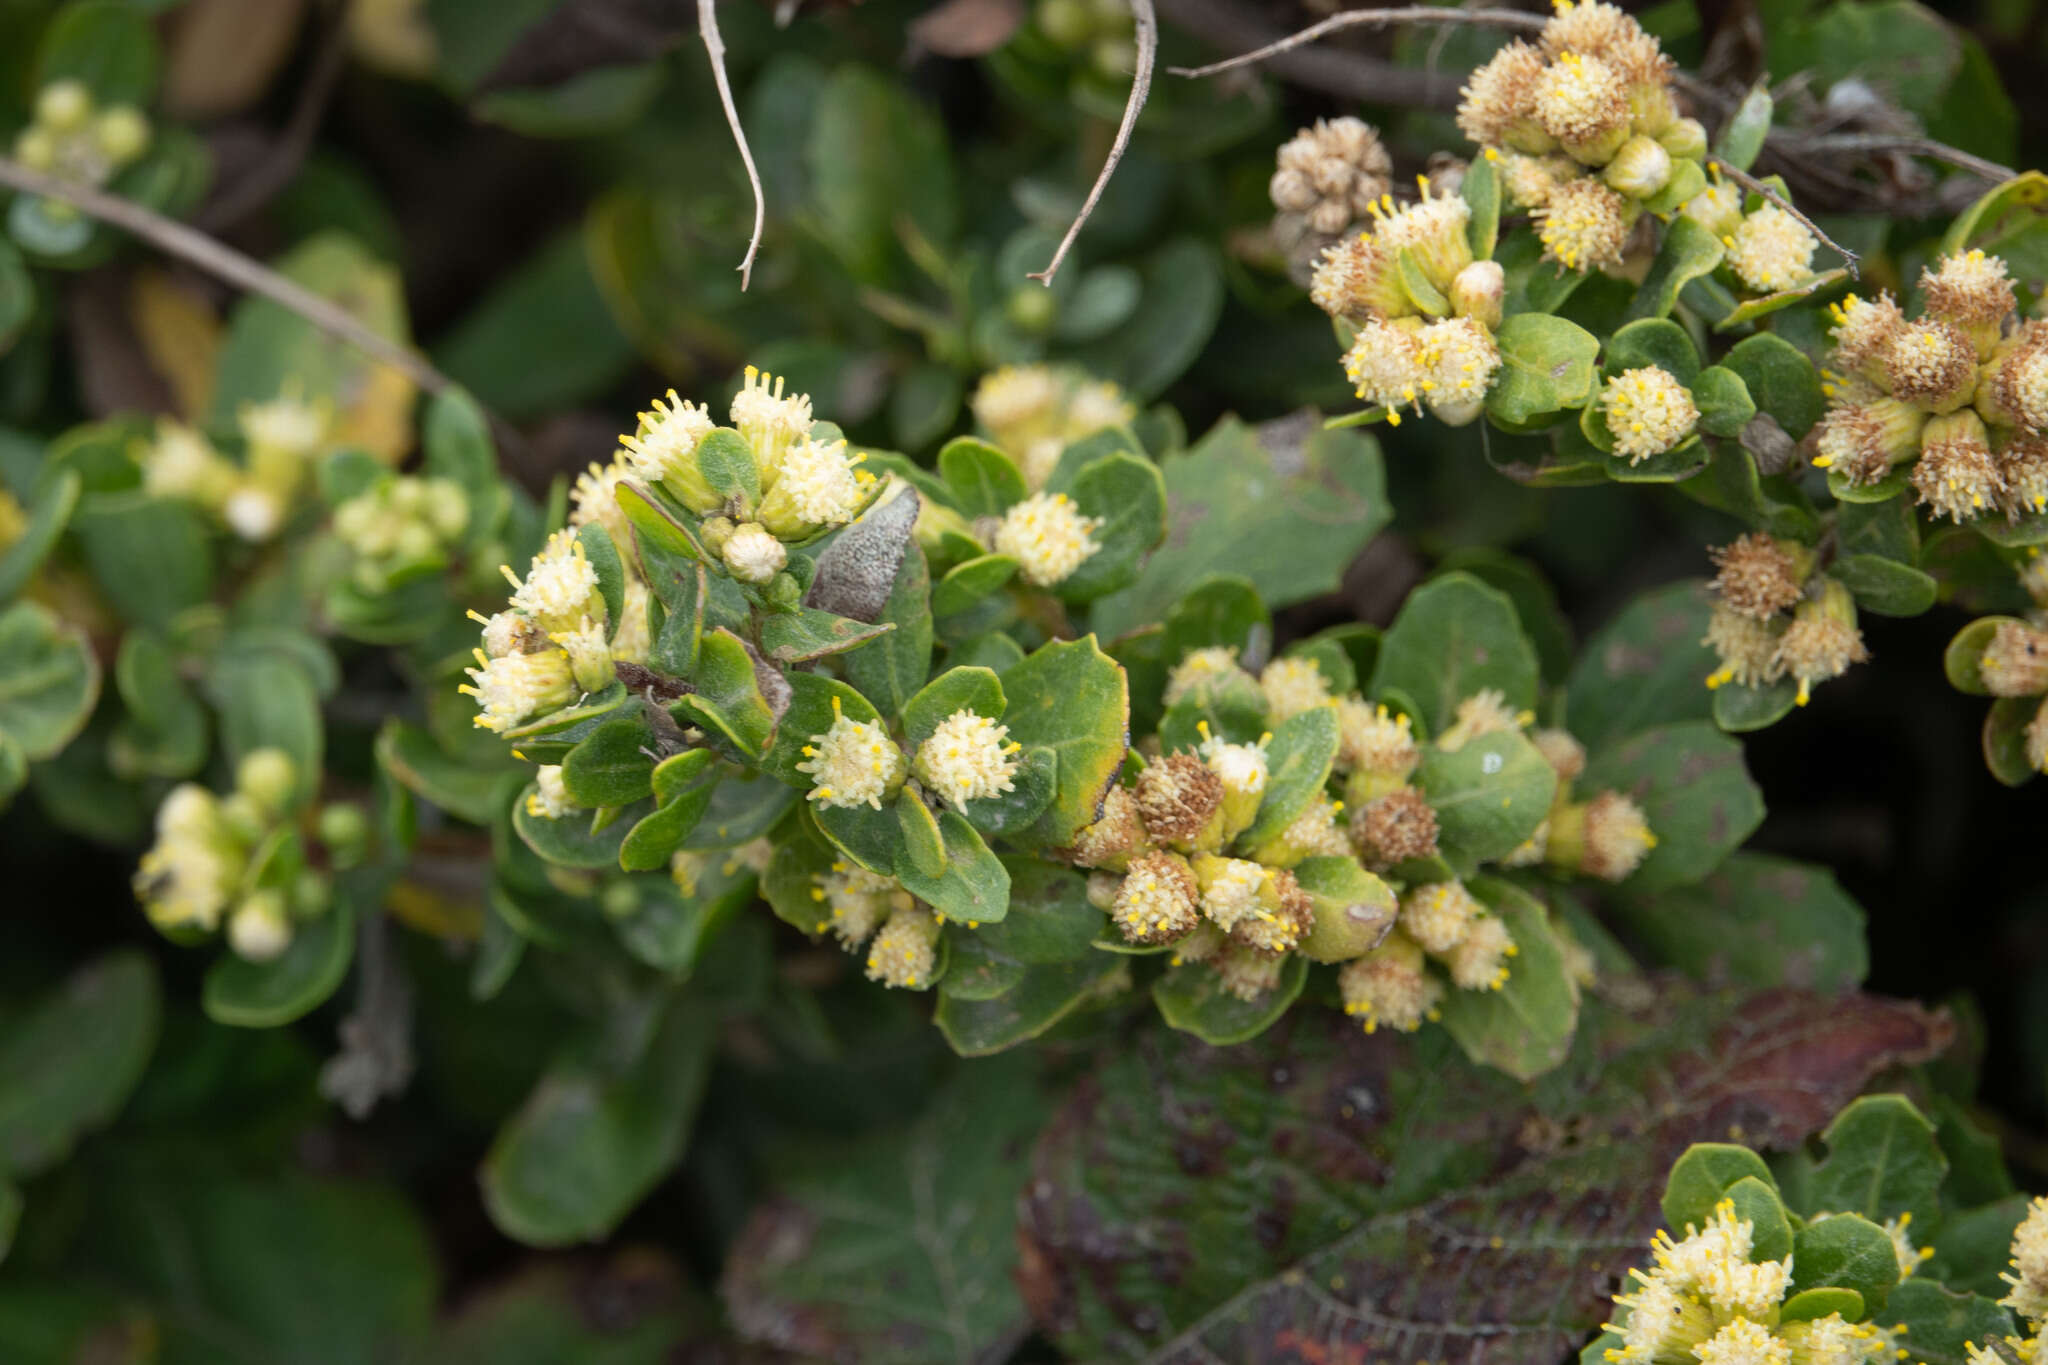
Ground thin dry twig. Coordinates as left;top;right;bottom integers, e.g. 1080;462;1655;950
1169;5;1541;81
1782;133;2014;184
700;0;766;291
0;156;457;394
1029;0;1158;284
1709;157;1860;279
197;0;353;231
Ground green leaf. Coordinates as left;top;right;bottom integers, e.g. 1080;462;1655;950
1580;721;1762;892
693;428;761;511
1721;332;1826;439
1076;237;1226;399
1153;954;1308;1045
1608;852;1868;990
1693;365;1756;439
1780;1288;1866;1323
932;554;1019;618
806;66;956;286
1884;1281;2022;1365
1604;317;1702;383
482;998;714;1246
1809;1095;1947;1228
1664;1143;1779;1233
0;600;100;760
999;636;1129;847
1952;618;2020;696
1565;581;1718;750
1417;729;1557;867
1718;269;1851;330
1486;313;1601;425
0;469;77;606
896;785;947;879
1714;85;1774;171
934;955;1125;1056
959;744;1057;838
514;789;643;870
1437;877;1580;1080
72;491;215;625
1714;676;1800;733
1463;151;1500;259
897;809;1010;924
902;665;1005;748
421;386;500;551
1090;417;1388;636
752;605;893;670
0;950;158;1179
1833;556;1938;618
617;783;713;873
1024;983;1948;1361
575;521;626;634
975;859;1106;963
1046;450;1168;602
721;1057;1049;1362
1372;571;1540;732
203;903;357;1029
673;628;783;760
375;719;518;826
37;0;158;103
1726;1174;1797;1262
1236;704;1340;851
203;651;322;804
559;717;657;808
1791;1212;1902;1313
1983;695;2041;787
938;436;1026;517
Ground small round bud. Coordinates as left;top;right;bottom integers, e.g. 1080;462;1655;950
1134;752;1224;851
1912;410;2003;524
223;484;284;542
721;521;788;584
1709;533;1809;620
601;880;641;920
1530;728;1586;782
228;890;293;962
1602;134;1671;199
317;803;372;867
291;869;331;919
36;80;92;132
1297;865;1397;964
1110;851;1201;946
1448;260;1505;329
1005;285;1057;336
14;128;55;172
1338;932;1442;1034
94;106;150;164
1090;36;1134;78
1601;365;1698;464
236;748;298;815
1657;117;1707;161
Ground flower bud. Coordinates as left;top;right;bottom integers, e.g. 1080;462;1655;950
1811;396;1926;486
1530;728;1586;782
1134;752;1224;852
228;889;293;962
237;747;298;815
1005;285;1057;336
1546;790;1656;882
1448;260;1505;329
1776;580;1868;707
1247;794;1350;867
1602;134;1671;199
721;521;787;583
1338;931;1442;1033
1036;0;1093;47
1912;410;2002;524
866;904;941;990
1920;249;2014;358
1400;880;1480;954
1348;785;1439;870
14;128;54;172
219;791;271;844
94;106;150;164
1066;785;1151;871
1884;320;1979;414
1109;851;1201;945
1297;865;1397;964
1708;533;1812;620
1982;620;2048;697
1656;116;1707;161
36;80;91;133
1198;728;1269;841
317;803;371;867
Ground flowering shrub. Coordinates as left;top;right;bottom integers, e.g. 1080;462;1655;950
1;0;2047;1360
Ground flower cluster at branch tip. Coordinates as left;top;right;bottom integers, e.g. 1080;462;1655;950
136;387;337;543
133;750;333;963
13;79;150;197
970;364;1137;490
1812;250;2048;526
798;695;908;811
912;709;1023;809
1460;1;1704;273
1602;366;1700;464
1603;1199;1898;1365
992;490;1104;587
1702;534;1867;707
1269;116;1396;272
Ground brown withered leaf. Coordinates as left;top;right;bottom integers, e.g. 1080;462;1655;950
1018;982;1950;1364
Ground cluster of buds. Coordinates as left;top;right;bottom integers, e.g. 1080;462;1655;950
1602;1200;1897;1365
1703;534;1867;707
332;474;468;593
135;389;336;542
1973;556;2048;774
1032;0;1138;83
969;364;1136;490
1309;178;1506;427
131;750;333;962
1815;249;2048;525
1461;1;1704;272
12;79;150;195
802;860;943;990
1268;116;1395;273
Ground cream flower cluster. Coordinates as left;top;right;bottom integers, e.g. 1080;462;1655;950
1601;365;1700;464
798;860;942;990
1602;1201;1892;1365
333;474;469;592
13;79;150;192
992;491;1104;587
798;697;908;811
912;710;1023;809
970;364;1137;489
463;528;622;734
1814;250;2047;525
132;750;315;963
135;388;337;543
1461;1;1704;272
1703;548;1867;708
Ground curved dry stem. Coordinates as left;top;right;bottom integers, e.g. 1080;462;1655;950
701;0;766;291
1710;158;1860;279
1782;133;2014;184
0;156;453;395
1029;0;1158;285
1169;5;1541;81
